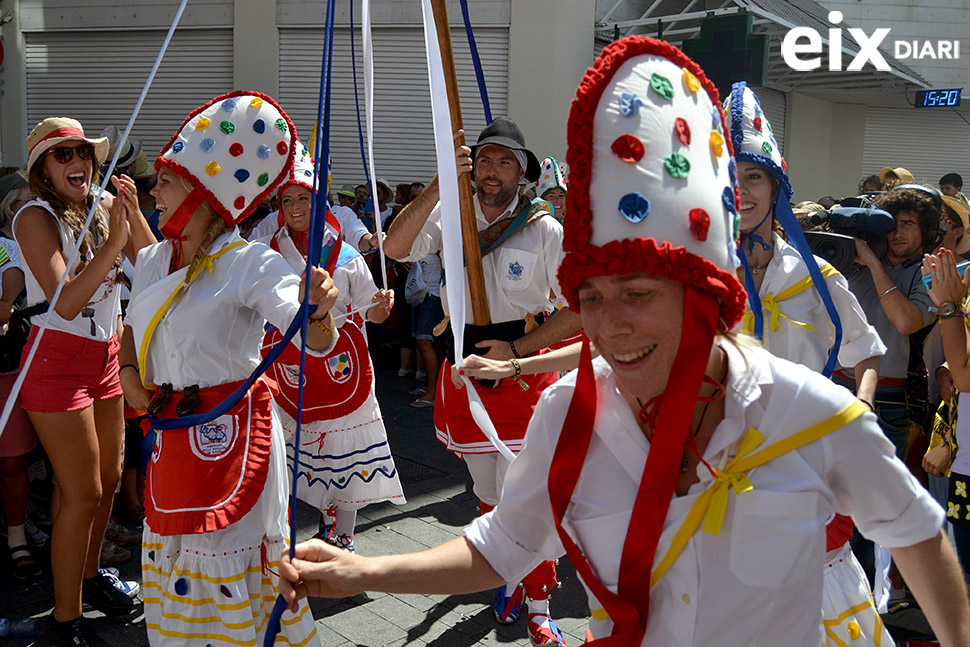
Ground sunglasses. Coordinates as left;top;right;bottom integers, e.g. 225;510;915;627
49;144;95;164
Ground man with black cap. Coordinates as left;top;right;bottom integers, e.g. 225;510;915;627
384;117;580;646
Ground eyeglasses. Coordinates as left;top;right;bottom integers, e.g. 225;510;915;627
49;144;95;164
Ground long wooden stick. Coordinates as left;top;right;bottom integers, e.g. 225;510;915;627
431;0;490;325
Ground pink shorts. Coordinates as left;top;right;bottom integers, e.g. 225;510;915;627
20;327;123;413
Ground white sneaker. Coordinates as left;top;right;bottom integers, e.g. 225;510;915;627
415;370;427;380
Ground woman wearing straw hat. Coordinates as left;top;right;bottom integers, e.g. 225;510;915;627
275;36;970;646
14;116;154;645
259;139;403;553
117;92;334;647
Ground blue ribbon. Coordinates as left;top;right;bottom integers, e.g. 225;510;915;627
459;0;492;123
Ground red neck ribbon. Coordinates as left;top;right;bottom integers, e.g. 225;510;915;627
547;287;718;644
161;189;206;273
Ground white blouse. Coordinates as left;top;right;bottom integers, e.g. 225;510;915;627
401;195;565;322
745;234;885;372
465;340;942;646
125;230;335;391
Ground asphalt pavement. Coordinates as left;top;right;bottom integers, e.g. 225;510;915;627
0;344;938;646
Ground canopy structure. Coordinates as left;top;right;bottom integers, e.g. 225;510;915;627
594;0;929;94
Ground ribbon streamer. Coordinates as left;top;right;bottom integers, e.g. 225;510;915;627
0;0;191;441
419;0;513;461
361;0;389;290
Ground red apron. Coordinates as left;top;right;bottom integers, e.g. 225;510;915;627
261;315;373;424
144;379;273;536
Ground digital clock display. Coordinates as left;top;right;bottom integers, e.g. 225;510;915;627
915;88;962;108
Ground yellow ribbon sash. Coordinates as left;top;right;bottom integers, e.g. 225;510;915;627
137;241;248;385
648;399;869;589
742;262;840;340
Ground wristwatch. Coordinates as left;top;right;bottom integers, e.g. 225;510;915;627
939;301;962;317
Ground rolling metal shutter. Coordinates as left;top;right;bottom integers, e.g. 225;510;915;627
756;87;786;157
25;29;234;165
864;105;970;183
279;26;509;191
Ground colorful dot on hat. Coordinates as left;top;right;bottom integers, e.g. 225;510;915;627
200;138;215;153
664;153;690;179
619;92;645;117
752;116;763;132
253;119;266;135
722;186;737;214
650;73;675;100
257;144;271;160
733;211;741;240
611;134;645;163
761;142;773;154
682;68;701;95
728;159;737;185
709;131;724;157
234;196;246;210
206;161;220;176
234;169;250;183
172;142;184;154
765;119;773;134
711;107;722;130
221;98;238;112
618;192;650;223
220;585;232;598
220;121;236;135
250;97;263;108
174;578;188;596
257;173;269;187
196;117;211;131
689;208;710;242
674;118;691;146
229;142;244;157
277;141;289;155
781;157;787;171
275;118;288;132
304;169;312;178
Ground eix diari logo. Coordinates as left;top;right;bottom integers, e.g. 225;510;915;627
782;11;960;72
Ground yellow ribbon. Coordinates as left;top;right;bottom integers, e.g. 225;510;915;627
742;263;839;340
137;241;247;385
649;399;868;589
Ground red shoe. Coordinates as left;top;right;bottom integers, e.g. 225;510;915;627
527;613;565;646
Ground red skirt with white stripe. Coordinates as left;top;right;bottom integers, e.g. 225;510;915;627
433;359;556;455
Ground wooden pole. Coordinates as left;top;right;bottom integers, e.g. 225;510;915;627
430;0;490;325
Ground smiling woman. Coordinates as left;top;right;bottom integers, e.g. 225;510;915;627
13;117;156;647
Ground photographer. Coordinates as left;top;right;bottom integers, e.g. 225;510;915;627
844;188;940;458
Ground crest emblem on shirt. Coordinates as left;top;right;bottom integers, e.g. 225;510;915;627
279;363;306;388
327;352;353;383
189;415;238;460
508;261;524;281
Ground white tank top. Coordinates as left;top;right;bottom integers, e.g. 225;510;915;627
13;198;121;341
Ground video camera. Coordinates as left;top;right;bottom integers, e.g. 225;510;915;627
805;197;896;273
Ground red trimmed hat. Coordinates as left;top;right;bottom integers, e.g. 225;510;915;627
25;117;109;175
557;36;745;329
156;91;297;228
276;138;316;203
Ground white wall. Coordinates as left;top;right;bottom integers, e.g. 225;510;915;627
508;0;595;166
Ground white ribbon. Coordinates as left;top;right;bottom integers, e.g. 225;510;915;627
419;0;513;461
0;0;190;440
361;0;388;289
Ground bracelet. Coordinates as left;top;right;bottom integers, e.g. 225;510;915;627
120;363;139;375
509;340;522;359
508;358;530;391
940;311;968;320
879;285;899;299
311;314;332;335
858;399;874;412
